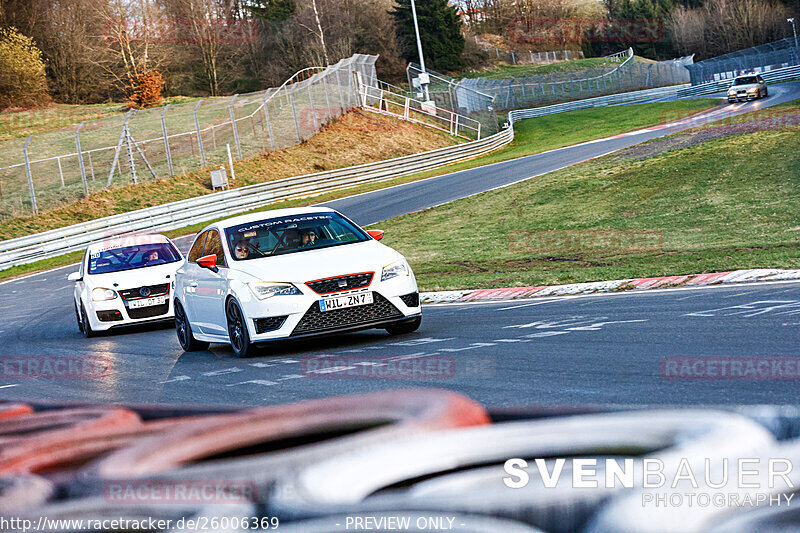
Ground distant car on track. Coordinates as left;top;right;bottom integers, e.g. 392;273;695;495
68;234;183;337
727;75;768;103
174;207;422;357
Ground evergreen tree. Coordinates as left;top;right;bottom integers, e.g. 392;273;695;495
391;0;465;72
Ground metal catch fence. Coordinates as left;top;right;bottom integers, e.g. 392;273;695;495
0;55;379;220
686;38;800;85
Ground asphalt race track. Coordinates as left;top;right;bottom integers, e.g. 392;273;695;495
1;83;798;408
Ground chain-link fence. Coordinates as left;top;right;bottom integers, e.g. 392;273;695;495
686;38;800;85
0;54;378;220
472;36;585;65
455;50;691;111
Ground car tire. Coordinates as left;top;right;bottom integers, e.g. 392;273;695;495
174;300;208;352
763;88;768;98
226;298;253;358
386;316;422;335
77;301;95;338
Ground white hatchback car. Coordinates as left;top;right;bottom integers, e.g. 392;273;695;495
68;234;183;336
174;207;421;357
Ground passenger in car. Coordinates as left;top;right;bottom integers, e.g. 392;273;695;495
232;241;250;260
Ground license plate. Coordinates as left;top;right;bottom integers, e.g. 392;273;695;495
320;292;373;312
128;295;168;309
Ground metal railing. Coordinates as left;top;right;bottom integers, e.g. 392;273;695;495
359;86;482;140
0;55;378;220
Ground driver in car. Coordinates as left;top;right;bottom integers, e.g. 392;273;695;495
233;240;250;260
301;230;317;248
143;250;160;265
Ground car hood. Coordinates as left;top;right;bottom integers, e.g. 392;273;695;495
730;83;758;90
84;262;179;290
227;240;404;283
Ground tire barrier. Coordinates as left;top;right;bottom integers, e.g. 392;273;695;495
267;410;773;533
0;403;33;421
585;438;800;533
77;389;488;497
0;394;797;531
0;407;140;446
276;512;546;533
0;475;54;514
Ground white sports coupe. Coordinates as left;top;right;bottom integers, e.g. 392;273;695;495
174;207;421;357
68;234;183;336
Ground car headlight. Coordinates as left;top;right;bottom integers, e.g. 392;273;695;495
381;260;410;282
249;282;302;300
747;87;758;93
728;89;736;95
91;288;117;301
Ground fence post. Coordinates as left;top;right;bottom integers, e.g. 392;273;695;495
529;51;534;63
290;92;302;143
336;70;346;113
57;156;64;187
22;135;38;215
160;104;174;176
511;51;516;64
228;95;242;159
124;124;138;185
308;84;319;132
193;100;207;167
74;122;89;196
262;92;275;151
322;73;332;122
88;152;95;182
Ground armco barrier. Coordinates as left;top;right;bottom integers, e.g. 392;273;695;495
0;125;513;271
677;64;800;98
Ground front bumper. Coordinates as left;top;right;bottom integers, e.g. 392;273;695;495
87;290;175;331
239;275;421;343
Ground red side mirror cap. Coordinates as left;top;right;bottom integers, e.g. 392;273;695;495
197;254;217;271
367;230;384;241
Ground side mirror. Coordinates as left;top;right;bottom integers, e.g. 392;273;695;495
367;229;384;241
197;254;218;272
67;272;82;282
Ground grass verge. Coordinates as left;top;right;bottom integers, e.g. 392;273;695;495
0;99;719;283
377;120;800;291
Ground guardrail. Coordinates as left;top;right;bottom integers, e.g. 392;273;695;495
0;119;513;271
506;83;689;122
677;64;800;97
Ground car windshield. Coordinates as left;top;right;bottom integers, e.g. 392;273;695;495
224;212;369;261
87;242;181;275
734;76;758;85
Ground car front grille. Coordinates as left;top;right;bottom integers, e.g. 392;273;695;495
119;283;170;300
400;292;420;308
254;316;288;334
306;272;373;294
125;302;170;320
292;292;402;335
